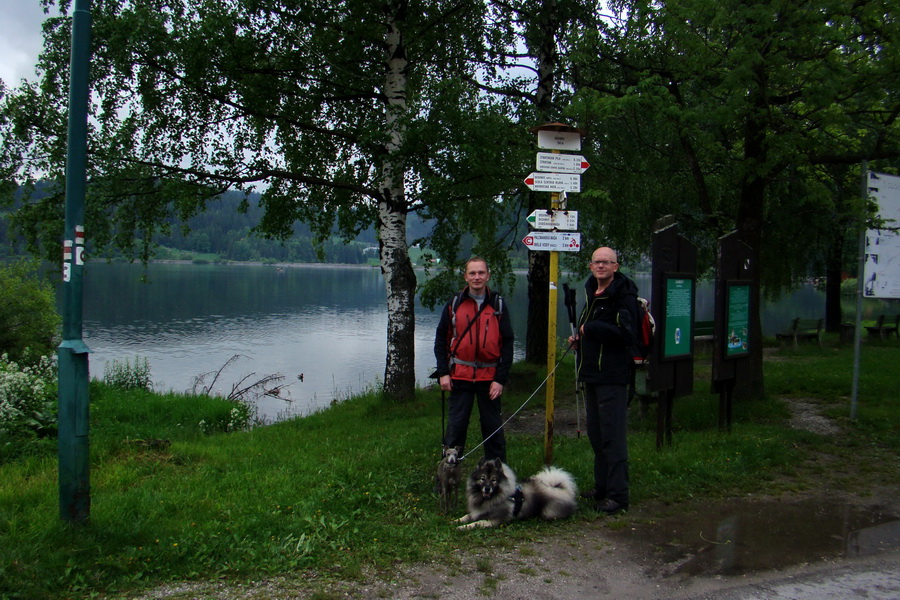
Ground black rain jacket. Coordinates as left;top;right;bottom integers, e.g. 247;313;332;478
575;271;639;386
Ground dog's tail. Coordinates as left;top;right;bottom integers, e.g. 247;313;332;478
530;467;579;520
532;466;578;496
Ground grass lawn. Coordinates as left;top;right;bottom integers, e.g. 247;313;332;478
1;333;897;599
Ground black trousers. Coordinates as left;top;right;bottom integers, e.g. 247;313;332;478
443;379;506;462
583;383;629;506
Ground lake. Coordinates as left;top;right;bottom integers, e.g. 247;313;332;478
70;262;835;421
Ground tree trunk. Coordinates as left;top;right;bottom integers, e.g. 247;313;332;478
379;9;416;401
379;201;417;401
735;66;768;400
824;228;846;332
526;241;550;363
525;1;558;364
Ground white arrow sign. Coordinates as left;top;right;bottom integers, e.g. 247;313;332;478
526;209;579;230
522;232;582;252
536;152;590;174
523;172;581;193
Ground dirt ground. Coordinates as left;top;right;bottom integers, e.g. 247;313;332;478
133;395;900;600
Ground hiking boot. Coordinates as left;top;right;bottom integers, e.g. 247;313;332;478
595;498;627;515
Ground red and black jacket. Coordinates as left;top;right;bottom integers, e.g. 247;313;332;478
433;287;514;384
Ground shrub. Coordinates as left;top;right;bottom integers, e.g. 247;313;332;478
102;356;153;391
0;353;57;438
0;260;61;363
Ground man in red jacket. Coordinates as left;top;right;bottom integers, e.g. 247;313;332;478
434;257;514;462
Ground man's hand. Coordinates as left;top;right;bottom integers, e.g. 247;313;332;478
489;381;503;400
439;374;452;391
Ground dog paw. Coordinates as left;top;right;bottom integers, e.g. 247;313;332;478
457;520;493;530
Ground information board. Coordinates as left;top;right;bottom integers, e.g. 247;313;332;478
662;275;695;360
725;282;750;358
864;171;900;298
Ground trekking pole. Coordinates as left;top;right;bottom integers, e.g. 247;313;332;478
563;284;582;438
430;370;446;451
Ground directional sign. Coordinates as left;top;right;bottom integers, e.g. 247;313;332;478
523;172;581;193
527;209;578;231
537;130;581;151
522;232;582;252
536;152;590;174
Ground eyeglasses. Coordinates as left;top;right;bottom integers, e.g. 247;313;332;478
591;260;617;266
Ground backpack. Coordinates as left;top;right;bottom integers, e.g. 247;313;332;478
632;297;655;366
449;290;503;356
448;290;504;341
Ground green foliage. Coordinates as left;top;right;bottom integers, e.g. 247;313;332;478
566;0;900;281
198;405;251;435
0;353;57;458
102;356;153;391
0;260;61;362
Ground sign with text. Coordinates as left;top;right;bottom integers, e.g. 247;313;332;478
662;275;695;360
523;172;581;193
536;152;590;174
537;129;581;151
521;232;582;252
526;209;578;230
725;282;751;358
863;171;900;298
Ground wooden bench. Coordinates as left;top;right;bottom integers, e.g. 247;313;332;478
864;314;900;341
775;317;823;349
694;320;714;353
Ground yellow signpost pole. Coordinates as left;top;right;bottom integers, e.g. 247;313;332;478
544;190;560;466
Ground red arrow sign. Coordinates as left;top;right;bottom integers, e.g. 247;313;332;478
521;232;582;252
523;172;581;192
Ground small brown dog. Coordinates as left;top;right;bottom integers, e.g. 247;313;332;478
436;445;463;514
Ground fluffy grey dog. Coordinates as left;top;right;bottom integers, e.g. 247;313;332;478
455;457;578;529
436;445;463;515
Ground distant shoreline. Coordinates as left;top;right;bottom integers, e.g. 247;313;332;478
144;260;536;274
150;259;379;269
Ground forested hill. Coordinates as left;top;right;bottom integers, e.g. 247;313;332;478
1;187;436;264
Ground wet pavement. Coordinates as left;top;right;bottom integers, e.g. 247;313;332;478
612;497;900;578
688;555;900;599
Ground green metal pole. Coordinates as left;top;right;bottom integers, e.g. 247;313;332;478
58;0;93;523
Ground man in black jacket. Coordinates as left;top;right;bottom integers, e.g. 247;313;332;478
568;247;640;514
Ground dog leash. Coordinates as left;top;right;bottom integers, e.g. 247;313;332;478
458;342;575;464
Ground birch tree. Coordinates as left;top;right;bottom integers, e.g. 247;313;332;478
1;0;522;401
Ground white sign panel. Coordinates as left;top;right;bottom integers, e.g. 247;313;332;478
523;172;581;193
537;130;581;151
864;171;900;298
522;232;582;252
536;152;589;174
527;209;578;230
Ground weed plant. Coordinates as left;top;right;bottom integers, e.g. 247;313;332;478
102;357;153;391
1;337;898;599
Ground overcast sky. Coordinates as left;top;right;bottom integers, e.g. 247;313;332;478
0;1;58;87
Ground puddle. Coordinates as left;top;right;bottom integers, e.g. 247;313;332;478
614;498;900;578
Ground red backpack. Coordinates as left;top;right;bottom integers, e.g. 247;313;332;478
632;297;656;365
